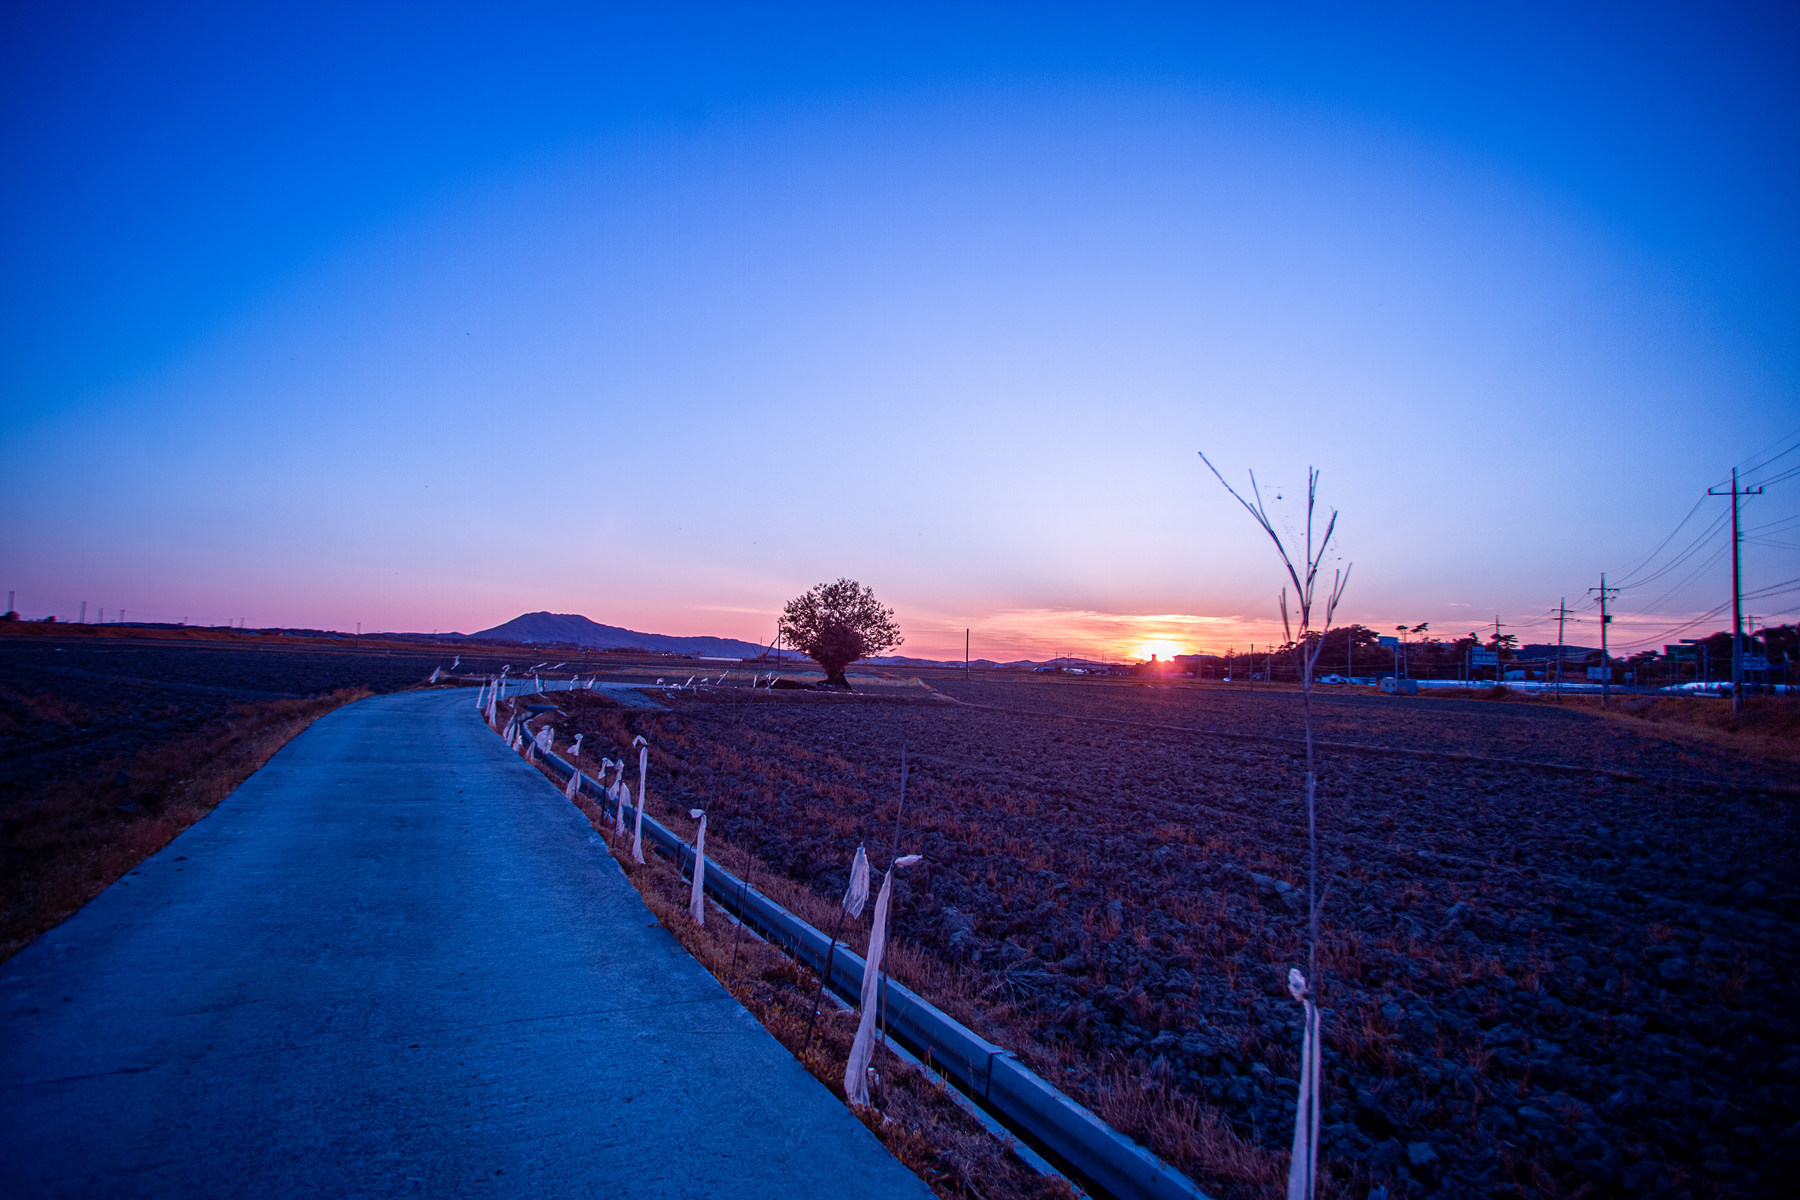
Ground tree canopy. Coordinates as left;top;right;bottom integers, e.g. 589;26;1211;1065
780;579;902;687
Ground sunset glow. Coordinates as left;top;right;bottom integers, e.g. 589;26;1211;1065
890;609;1262;665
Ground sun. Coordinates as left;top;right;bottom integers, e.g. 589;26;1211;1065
1133;638;1187;661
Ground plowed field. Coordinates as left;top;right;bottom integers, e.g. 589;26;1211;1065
547;676;1798;1199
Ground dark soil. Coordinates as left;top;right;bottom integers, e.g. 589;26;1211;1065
544;676;1799;1199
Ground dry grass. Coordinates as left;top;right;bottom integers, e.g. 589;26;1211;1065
1600;692;1800;757
0;687;370;961
1090;1065;1288;1197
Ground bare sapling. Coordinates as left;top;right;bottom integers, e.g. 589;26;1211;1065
845;851;923;1107
802;842;871;1052
877;747;911;1062
729;827;756;980
1199;454;1349;1200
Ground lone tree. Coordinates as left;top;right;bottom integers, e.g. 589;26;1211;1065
781;579;902;688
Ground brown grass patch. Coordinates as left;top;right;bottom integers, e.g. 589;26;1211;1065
0;687;370;960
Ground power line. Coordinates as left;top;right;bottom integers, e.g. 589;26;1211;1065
1730;424;1800;481
1612;494;1710;588
1608;431;1797;603
1615;509;1729;591
1637;540;1730;614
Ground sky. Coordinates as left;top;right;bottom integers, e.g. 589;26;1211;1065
2;2;1797;661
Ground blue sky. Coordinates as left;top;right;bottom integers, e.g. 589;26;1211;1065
3;3;1796;659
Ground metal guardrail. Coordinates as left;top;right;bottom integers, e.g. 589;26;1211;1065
476;682;1212;1200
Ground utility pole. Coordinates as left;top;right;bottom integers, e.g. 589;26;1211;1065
1492;615;1505;683
79;601;86;625
1554;597;1571;701
1709;467;1763;716
965;628;970;679
1589;575;1618;709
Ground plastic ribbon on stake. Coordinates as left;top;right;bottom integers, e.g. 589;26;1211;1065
843;844;871;918
608;760;626;835
630;735;649;864
687;810;707;925
803;843;873;1050
1286;969;1321;1199
844;854;923;1106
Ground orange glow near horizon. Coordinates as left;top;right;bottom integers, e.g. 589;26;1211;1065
897;608;1288;664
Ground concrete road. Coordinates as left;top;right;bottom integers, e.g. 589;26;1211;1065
0;689;932;1199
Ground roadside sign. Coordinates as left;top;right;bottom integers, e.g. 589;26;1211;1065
1378;636;1399;648
1470;650;1497;665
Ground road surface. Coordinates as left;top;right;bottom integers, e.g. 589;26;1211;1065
0;688;932;1198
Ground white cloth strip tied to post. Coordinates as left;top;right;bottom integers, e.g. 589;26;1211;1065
608;760;627;835
844;854;923;1106
569;733;582;759
687;810;708;925
429;666;441;683
630;735;649;864
565;769;582;801
1286;968;1322;1200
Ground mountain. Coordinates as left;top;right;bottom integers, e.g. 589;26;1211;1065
467;612;774;659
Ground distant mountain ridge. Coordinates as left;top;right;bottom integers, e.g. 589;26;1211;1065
467;612;772;659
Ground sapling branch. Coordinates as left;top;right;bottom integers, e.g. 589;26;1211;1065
1199;452;1349;1200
